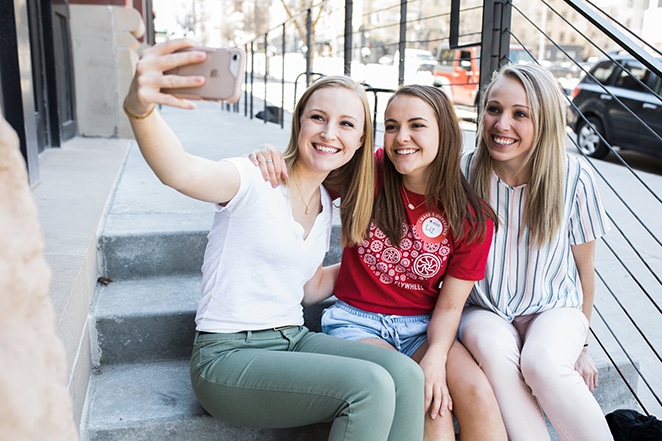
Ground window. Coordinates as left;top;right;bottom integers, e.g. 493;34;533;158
615;62;647;92
437;48;455;66
652;74;662;96
591;61;616;85
459;50;472;70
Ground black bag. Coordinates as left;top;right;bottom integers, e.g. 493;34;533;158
606;409;662;441
255;105;282;124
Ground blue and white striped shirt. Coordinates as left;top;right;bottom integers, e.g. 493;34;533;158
461;152;610;322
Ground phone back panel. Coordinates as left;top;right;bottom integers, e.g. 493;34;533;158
164;47;245;103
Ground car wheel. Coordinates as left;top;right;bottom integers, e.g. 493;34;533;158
576;117;609;159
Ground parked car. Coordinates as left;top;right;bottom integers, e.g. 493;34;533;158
379;48;437;86
546;61;585;97
379;49;437;73
567;55;662;159
432;45;534;106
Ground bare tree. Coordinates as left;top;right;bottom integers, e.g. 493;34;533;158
279;0;328;52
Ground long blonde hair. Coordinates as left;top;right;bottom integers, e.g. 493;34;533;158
471;63;567;245
282;76;375;246
374;85;496;245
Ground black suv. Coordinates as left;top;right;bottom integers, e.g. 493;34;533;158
567;55;662;159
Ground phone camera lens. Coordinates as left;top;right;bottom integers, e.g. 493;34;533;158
232;54;238;61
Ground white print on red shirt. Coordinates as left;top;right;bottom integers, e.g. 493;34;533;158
358;212;451;289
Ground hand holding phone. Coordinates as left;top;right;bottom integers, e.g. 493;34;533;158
163;46;245;103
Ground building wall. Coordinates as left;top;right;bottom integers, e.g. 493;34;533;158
69;5;144;138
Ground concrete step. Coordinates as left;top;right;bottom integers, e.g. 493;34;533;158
99;230;209;281
91;275;333;366
91;275;200;366
98;225;343;281
84;359;331;441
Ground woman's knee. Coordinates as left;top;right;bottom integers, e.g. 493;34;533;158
325;361;399;423
375;348;424;386
344;360;398;399
450;372;496;415
467;376;496;405
520;346;573;392
460;309;512;356
462;328;515;367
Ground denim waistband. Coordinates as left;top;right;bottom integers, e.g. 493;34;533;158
195;325;304;341
334;300;432;322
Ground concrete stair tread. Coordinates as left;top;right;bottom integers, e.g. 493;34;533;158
92;275;200;365
91;274;332;365
103;215;213;236
94;274;200;318
85;359;330;441
87;360;202;427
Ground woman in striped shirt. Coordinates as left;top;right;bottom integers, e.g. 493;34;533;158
459;63;613;441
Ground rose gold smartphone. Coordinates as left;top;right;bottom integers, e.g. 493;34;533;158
163;46;245;103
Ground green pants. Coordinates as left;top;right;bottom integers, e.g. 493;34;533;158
190;326;424;441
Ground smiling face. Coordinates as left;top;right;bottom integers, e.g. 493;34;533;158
296;86;365;177
383;94;439;190
482;75;536;176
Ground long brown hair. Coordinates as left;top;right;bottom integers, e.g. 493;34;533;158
471;63;566;245
374;85;496;246
282;76;375;246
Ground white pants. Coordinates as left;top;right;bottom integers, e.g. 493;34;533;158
459;306;613;441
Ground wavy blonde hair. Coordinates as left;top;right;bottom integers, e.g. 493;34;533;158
471;63;567;245
282;75;375;246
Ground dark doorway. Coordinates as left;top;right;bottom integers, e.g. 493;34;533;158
27;0;50;152
50;2;77;142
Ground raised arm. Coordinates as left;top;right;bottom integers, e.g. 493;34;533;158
124;38;239;204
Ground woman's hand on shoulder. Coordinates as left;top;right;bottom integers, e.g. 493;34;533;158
249;144;288;187
124;38;206;117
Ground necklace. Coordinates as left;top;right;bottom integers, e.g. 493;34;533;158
293;177;319;215
402;185;426;210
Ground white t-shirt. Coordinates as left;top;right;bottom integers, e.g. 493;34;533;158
195;157;333;333
461;152;610;322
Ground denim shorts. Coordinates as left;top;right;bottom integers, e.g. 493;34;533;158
322;301;431;357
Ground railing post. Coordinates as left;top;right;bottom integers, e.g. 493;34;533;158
263;33;268;124
344;0;353;76
398;0;408;86
306;8;312;86
244;43;249;118
281;23;286;128
250;41;255;120
449;0;460;48
478;0;513;108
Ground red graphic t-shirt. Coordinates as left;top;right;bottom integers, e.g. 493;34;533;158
333;150;493;316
